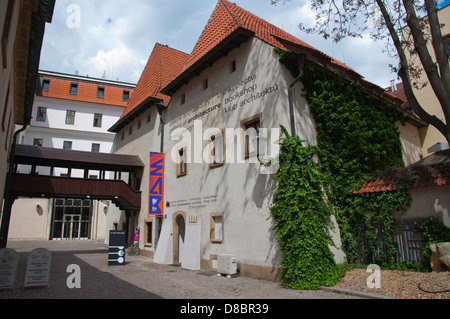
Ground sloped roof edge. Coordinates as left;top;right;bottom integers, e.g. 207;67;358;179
161;27;254;96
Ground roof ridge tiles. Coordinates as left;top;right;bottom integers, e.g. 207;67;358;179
114;43;189;126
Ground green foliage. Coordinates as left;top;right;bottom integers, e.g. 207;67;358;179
269;126;344;289
272;49;415;288
273;47;300;78
414;217;450;269
300;64;410;266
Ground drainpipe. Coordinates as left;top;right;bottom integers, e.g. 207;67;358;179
155;102;167;153
287;53;306;137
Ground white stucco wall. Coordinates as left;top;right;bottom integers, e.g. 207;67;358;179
393;185;450;227
9;91;124;241
153;37;326;276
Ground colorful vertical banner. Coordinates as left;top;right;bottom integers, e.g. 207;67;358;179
149;152;164;215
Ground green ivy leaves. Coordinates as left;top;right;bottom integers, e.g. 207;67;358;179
270;128;343;289
300;65;410;266
272;49;414;288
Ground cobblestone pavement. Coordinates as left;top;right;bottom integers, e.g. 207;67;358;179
0;240;363;300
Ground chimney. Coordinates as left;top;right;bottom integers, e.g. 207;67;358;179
390;79;396;92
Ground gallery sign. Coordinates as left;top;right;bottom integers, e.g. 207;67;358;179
0;248;19;290
23;248;52;288
108;230;126;266
149;152;164;215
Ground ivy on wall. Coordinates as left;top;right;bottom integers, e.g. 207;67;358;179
270;48;413;289
270;126;344;289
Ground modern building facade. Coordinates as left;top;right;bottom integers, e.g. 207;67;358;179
107;0;424;280
7;71;135;241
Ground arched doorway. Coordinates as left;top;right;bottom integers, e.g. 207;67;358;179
173;212;186;265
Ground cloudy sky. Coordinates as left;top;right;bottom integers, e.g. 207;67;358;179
38;0;449;88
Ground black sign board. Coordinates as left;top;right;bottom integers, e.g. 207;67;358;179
108;230;126;266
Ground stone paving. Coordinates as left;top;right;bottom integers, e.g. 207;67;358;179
0;240;363;300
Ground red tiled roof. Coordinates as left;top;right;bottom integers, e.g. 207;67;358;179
38;74;134;107
121;43;189;120
182;0;357;78
353;150;450;194
164;0;407;105
384;82;413;111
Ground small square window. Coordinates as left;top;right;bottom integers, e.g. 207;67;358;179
42;79;50;91
65;110;76;125
93;113;102;127
202;79;208;90
36;107;47;122
33;138;43;147
63;141;72;150
97;87;105;98
91;143;100;153
181;94;186;105
69;83;78;95
123;90;130;102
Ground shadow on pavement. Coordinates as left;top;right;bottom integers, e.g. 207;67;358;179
0;241;162;299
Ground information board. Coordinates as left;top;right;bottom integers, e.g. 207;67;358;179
0;248;19;290
23;248;52;288
108;230;126;266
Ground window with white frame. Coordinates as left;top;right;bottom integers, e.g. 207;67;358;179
177;147;187;177
36;107;47;122
210;213;224;243
209;130;224;168
242;117;261;159
93;113;102;127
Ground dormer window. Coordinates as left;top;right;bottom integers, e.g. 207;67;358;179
42;79;50;91
123;90;130;102
70;83;78;95
97;86;105;98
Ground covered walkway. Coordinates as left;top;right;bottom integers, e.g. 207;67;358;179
10;144;144;210
1;145;144;247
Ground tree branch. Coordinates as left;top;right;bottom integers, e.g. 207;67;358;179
424;0;450;95
398;67;448;139
402;0;450;128
376;0;449;143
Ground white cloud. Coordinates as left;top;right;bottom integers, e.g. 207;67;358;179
38;0;400;87
87;43;132;79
